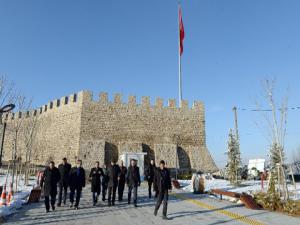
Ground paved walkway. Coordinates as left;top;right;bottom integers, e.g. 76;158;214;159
4;184;300;225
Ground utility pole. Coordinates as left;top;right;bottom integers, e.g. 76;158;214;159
233;106;239;140
232;106;241;185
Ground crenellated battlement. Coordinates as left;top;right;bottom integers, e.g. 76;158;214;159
79;90;204;111
2;90;204;122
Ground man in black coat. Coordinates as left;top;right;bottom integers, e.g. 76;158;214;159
57;157;71;206
154;160;172;220
126;159;141;207
107;160;120;206
40;161;60;213
69;159;86;210
118;160;127;202
89;161;103;206
145;159;156;198
101;164;109;201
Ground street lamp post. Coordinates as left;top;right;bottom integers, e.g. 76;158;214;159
0;104;15;167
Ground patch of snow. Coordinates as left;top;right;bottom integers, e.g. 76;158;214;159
179;178;300;201
0;173;36;218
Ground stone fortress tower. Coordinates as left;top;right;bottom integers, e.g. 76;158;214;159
1;91;218;173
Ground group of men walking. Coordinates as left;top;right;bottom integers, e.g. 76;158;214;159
40;157;172;219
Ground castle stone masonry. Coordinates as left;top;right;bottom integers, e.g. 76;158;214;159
2;91;218;172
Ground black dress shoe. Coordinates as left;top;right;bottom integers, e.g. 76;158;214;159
69;204;73;208
46;209;50;213
52;205;55;211
162;216;170;220
57;203;61;207
75;206;79;210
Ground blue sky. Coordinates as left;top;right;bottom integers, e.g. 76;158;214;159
0;0;299;168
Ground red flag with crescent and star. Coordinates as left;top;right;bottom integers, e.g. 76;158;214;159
179;6;185;56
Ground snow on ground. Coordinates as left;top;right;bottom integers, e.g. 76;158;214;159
179;178;300;202
0;172;36;218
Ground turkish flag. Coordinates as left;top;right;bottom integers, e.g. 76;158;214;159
179;6;185;56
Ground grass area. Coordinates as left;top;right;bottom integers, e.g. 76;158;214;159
253;192;300;216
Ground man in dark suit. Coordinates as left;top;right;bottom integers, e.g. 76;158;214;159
145;159;156;198
101;164;109;201
89;161;103;206
69;159;86;210
57;157;71;206
107;160;120;206
126;159;140;207
118;160;127;202
154;160;172;220
40;161;60;213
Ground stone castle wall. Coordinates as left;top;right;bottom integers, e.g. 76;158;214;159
1;91;218;172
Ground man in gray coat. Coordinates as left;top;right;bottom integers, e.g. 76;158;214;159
107;160;120;206
40;161;61;213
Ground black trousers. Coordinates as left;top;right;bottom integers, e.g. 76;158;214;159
155;189;168;216
45;193;56;211
92;192;99;203
148;180;153;198
102;184;107;201
70;187;82;207
118;181;125;201
107;185;117;204
58;182;68;205
128;185;138;204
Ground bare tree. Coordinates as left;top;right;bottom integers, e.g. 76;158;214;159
260;79;289;201
23;111;39;185
0;75;17;107
0;75;18;168
9;95;32;191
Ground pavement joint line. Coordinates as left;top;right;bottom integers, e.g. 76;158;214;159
172;193;267;225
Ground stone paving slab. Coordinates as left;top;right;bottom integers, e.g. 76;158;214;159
3;184;300;225
176;193;300;225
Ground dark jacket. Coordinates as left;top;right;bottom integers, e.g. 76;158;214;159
145;164;155;182
69;167;86;189
126;166;141;187
153;169;158;192
58;163;71;184
41;167;61;196
101;167;109;187
154;168;172;192
107;164;120;187
119;165;127;184
89;167;103;192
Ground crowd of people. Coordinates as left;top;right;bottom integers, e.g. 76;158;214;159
40;157;172;220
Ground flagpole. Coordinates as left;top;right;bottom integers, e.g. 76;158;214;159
178;2;182;107
176;1;182;181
